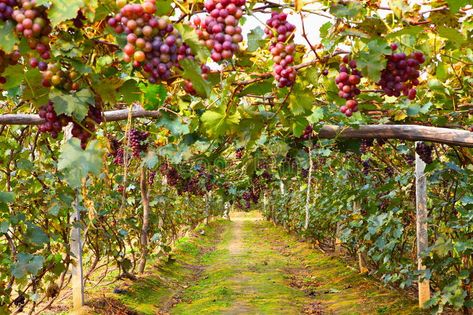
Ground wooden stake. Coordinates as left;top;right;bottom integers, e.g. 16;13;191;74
353;202;369;273
415;142;430;308
304;147;313;231
70;191;84;312
138;166;150;274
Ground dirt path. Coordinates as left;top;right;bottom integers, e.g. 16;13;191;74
169;213;421;314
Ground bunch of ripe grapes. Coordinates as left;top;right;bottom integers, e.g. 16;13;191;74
415;142;433;164
108;0;186;83
0;50;20;85
159;162;180;186
148;171;156;185
298;125;313;141
235;147;243;159
193;0;245;62
265;11;296;88
30;60;80;90
12;0;52;61
0;0;17;21
378;44;425;100
37;101;71;138
71;105;103;149
336;56;362;117
38;102;102;149
128;128;149;157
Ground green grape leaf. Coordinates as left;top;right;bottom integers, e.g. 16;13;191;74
330;2;364;18
11;253;45;279
292;116;309;137
0;21;18;52
119;79;142;104
175;24;210;62
58;139;103;188
438;26;467;47
23;69;50;106
47;0;85;27
247;27;265;52
445;0;471;12
289;82;314;115
358;39;390;82
157;113;190;136
180;59;211;98
0;192;14;204
1;65;25;90
239;78;273;96
140;83;167;110
50;88;95;121
156;0;173;15
307;107;324;124
201;105;241;137
26;222;49;246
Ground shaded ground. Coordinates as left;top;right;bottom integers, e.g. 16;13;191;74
59;212;421;315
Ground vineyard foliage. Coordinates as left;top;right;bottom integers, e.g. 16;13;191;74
0;0;472;313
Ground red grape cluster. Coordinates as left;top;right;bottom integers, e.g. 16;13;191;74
0;0;17;21
71;105;103;149
108;0;185;83
415;142;433;164
159;163;180;186
265;11;296;88
194;0;245;62
336;56;362;117
128;128;149;157
235;147;243;159
30;60;80;90
378;44;425;100
38;101;71;138
12;0;52;61
183;64;210;95
0;50;20;85
298;125;313;141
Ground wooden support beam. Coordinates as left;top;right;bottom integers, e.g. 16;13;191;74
415;142;431;308
2;109;473;147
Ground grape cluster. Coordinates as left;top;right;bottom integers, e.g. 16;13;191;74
194;0;245;62
362;159;371;175
0;0;17;21
108;0;185;83
71;105;103;149
336;56;362;117
404;154;415;166
30;61;80;90
378;44;425;100
265;11;296;88
38;101;71;138
159;163;180;186
183;64;210;95
128;128;149;157
12;0;52;61
298;125;313;141
415;142;433;164
0;50;20;85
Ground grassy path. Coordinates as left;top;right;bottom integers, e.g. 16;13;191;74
170;213;420;315
79;212;421;315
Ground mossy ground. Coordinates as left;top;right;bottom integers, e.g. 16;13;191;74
60;212;421;315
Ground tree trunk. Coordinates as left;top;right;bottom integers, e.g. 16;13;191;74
138;166;150;274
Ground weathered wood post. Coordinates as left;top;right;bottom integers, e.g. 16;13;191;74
138;166;150;274
353;202;368;273
304;147;313;231
415;142;430;308
70;191;84;313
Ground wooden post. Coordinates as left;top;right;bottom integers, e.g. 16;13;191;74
334;222;342;254
70;191;84;312
138;166;150;274
353;202;369;273
304;147;313;231
415;142;430;308
205;191;211;225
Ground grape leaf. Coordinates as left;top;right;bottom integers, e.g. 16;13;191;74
289;82;314;115
46;0;85;27
239;78;273;96
175;24;210;62
445;0;471;12
156;0;173;15
140;83;167;110
26;222;49;246
11;253;44;279
23;69;50;106
247;27;265;52
358;39;390;82
0;21;18;53
292;116;309;137
180;59;211;98
1;65;25;90
119;79;142;104
201;105;241;137
51;88;95;121
438;26;466;47
0;192;14;204
58;139;103;188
